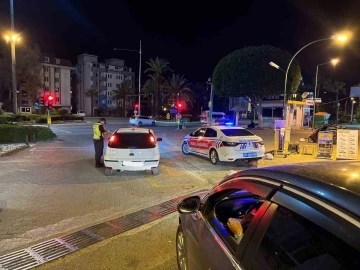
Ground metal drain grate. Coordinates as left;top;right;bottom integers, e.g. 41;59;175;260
0;190;206;270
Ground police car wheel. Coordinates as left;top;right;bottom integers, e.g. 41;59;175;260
104;168;112;176
152;166;159;175
151;121;156;126
182;142;190;155
210;149;218;165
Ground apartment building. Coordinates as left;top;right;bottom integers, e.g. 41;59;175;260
39;56;74;109
76;54;135;116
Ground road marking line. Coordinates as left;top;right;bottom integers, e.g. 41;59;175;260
53;128;72;134
147;177;195;188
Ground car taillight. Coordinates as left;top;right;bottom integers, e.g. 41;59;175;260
150;136;155;143
258;141;264;145
109;135;116;142
223;141;240;147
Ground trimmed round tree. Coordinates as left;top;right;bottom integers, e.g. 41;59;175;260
212;45;301;126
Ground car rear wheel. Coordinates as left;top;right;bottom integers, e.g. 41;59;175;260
151;121;155;126
248;159;258;168
104;168;112;176
176;225;187;270
209;149;218;165
138;122;143;126
182;142;190;155
152;166;159;175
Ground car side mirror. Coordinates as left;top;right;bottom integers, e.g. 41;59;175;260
190;133;194;136
177;196;201;214
157;137;162;142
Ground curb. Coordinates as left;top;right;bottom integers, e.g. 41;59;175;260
0;144;30;158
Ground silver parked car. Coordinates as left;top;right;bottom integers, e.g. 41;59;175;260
176;161;360;270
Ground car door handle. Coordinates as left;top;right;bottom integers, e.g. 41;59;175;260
191;212;201;221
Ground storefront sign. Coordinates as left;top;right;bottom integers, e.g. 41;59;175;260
336;129;358;160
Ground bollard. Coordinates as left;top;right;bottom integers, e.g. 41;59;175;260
33;133;36;143
25;134;29;144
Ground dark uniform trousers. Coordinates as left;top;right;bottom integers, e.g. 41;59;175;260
94;139;104;164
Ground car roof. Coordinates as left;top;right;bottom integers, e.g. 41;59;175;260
204;125;246;130
227;161;360;218
116;128;154;134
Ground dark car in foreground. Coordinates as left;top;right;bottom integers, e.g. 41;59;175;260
176;161;360;270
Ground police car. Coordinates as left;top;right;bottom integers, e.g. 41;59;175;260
182;124;265;166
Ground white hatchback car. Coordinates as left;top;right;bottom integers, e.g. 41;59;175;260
182;125;265;166
129;115;156;126
103;128;162;176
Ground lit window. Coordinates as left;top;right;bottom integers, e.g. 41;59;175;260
55;58;60;64
45;57;50;63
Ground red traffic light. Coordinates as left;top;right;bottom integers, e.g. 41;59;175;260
135;104;138;108
178;103;182;108
48;95;54;101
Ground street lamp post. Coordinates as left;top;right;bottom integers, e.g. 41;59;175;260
282;34;348;126
351;97;356;122
312;58;339;129
114;40;142;115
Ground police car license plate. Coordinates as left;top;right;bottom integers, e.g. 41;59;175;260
123;161;144;167
243;152;257;157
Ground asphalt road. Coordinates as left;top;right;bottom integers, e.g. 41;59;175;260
0;119;349;269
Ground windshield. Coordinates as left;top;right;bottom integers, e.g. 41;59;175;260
221;129;255;137
108;133;156;149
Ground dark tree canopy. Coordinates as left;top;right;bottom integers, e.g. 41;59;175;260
212;45;301;98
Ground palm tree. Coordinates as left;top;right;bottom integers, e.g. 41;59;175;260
85;88;98;116
324;80;346;123
164;74;195;110
111;80;135;116
144;57;171;116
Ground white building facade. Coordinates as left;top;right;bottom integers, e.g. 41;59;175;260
76;54;135;116
39;56;74;109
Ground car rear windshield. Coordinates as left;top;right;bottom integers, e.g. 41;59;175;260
221;129;254;137
108;133;156;149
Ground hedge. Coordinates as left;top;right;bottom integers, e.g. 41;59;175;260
0;114;84;124
0;124;55;143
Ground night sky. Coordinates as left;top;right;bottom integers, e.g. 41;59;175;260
0;0;360;87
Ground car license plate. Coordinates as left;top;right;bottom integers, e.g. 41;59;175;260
243;152;257;157
123;161;144;167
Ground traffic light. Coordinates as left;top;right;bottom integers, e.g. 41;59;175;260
135;104;138;109
47;95;54;110
40;96;44;106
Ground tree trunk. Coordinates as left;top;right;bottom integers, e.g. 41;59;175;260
257;102;263;128
91;96;94;116
155;88;160;117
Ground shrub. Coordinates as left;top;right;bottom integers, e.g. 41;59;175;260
0;124;55;143
57;108;69;119
0;108;3;115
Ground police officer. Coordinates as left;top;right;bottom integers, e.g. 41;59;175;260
93;118;110;167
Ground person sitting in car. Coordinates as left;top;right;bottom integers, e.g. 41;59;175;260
227;204;260;240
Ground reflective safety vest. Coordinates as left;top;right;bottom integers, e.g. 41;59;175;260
93;123;102;139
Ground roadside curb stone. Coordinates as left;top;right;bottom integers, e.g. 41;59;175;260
0;144;30;158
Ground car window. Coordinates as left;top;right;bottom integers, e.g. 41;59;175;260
221;129;254;137
203;189;265;254
252;206;360;270
108;133;156;149
204;128;217;137
193;128;206;137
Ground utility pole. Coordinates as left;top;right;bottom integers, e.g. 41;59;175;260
138;40;142;115
10;0;17;114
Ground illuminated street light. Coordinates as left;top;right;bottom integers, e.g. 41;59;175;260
283;32;350;125
269;62;286;72
313;58;340;129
